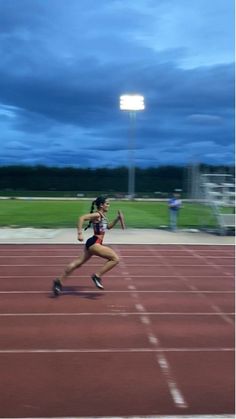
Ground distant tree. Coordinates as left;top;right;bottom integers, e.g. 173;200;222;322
0;164;234;194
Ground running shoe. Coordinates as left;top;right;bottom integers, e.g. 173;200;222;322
52;278;62;296
91;274;104;290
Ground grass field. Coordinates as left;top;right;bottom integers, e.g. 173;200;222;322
0;198;223;229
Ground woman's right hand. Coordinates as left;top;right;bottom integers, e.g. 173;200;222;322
78;232;84;242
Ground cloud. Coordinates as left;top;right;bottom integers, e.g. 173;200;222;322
0;0;234;168
187;114;223;124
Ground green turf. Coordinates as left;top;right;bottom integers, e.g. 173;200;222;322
0;198;224;229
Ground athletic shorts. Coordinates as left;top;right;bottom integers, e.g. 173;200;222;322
85;235;103;249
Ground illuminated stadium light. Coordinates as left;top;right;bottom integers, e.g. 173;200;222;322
119;94;145;198
119;94;145;111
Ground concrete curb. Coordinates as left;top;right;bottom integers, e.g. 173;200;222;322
0;228;234;245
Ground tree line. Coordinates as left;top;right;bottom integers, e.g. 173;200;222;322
0;164;234;195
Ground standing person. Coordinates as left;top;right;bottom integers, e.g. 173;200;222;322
53;196;121;296
168;192;182;231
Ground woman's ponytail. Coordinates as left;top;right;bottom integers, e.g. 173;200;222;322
84;200;95;230
84;196;107;231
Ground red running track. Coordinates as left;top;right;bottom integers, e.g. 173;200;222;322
0;244;234;418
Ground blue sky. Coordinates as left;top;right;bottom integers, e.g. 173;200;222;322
0;0;234;168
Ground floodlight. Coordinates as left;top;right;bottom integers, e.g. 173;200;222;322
120;94;145;111
119;94;145;198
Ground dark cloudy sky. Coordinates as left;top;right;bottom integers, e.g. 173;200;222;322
0;0;234;168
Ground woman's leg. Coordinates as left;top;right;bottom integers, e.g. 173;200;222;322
90;244;119;277
59;247;92;284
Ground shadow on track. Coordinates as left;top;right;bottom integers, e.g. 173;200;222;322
49;285;104;300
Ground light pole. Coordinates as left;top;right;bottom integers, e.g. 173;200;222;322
119;94;145;198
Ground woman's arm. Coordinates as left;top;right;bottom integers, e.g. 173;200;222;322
107;214;120;230
77;212;100;241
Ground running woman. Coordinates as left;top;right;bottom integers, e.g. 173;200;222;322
53;196;121;295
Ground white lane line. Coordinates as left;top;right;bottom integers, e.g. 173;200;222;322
0;312;234;317
0;264;233;267
160;363;186;407
0;274;233;278
211;304;235;325
181;246;235;326
185;247;235;272
140;315;151;325
0;290;233;294
150;246;235;327
128;285;136;290
0;254;234;259
0;415;235;419
0;244;232;250
135;303;145;312
148;334;159;345
117;249;188;410
0;348;233;354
